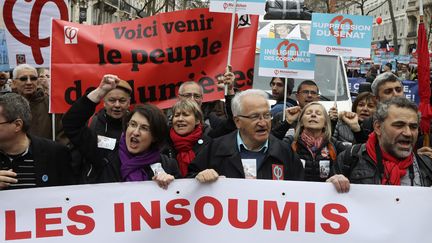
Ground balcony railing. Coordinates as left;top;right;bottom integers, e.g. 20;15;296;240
407;31;417;38
105;0;119;8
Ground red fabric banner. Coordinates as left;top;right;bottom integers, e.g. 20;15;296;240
417;21;431;135
50;9;258;113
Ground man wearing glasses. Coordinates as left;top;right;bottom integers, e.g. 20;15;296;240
0;93;75;190
11;64;66;144
189;89;304;181
272;80;321;139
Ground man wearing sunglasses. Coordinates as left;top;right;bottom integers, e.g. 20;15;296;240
11;64;66;144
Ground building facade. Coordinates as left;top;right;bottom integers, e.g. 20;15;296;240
335;0;432;55
70;0;147;24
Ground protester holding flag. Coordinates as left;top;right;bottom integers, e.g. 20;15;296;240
162;100;211;177
62;75;180;189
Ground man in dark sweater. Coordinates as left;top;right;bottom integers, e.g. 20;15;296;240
0;93;74;189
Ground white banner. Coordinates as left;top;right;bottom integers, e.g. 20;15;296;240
0;0;69;67
1;179;431;243
209;0;266;15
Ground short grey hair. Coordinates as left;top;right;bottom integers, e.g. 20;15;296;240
12;64;37;80
231;89;269;116
371;72;402;96
0;93;32;132
374;97;419;123
178;81;203;95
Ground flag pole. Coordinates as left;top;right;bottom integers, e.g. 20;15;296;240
226;0;238;95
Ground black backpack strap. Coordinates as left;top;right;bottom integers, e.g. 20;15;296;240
341;144;362;177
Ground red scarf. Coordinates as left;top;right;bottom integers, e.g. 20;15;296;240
300;130;324;158
365;132;414;185
170;124;203;177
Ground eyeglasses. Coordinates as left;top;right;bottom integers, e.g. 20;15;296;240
128;120;150;133
237;112;272;121
17;76;38;82
299;90;318;96
179;93;203;100
0;120;12;125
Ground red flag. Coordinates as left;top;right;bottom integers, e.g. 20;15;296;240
417;19;431;140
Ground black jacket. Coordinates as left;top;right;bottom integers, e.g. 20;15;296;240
284;136;347;182
89;108;123;142
0;135;75;189
63;96;180;183
161;129;212;178
188;131;304;180
336;144;432;186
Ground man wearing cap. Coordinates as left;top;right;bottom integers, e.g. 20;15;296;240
88;79;132;142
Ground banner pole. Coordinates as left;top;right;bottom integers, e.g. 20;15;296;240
52;114;55;141
282;78;288;121
226;0;238;95
334;55;340;107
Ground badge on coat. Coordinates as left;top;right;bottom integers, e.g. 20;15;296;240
272;164;284;180
150;163;166;176
319;160;330;178
97;135;116;150
321;147;329;158
241;159;257;179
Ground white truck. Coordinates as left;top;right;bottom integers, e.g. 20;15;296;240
253;18;353;112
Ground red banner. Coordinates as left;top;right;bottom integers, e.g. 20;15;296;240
50;9;258;113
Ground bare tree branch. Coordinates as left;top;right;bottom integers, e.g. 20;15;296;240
365;0;387;15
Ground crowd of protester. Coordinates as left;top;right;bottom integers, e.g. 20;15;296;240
0;63;431;193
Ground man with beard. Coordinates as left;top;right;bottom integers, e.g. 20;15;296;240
329;97;432;192
188;89;304;181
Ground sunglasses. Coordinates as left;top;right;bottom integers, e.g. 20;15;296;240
18;76;38;82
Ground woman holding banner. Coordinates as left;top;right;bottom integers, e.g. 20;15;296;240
162;99;211;177
62;74;180;189
284;102;346;181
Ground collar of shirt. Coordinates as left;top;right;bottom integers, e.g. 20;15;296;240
236;131;269;153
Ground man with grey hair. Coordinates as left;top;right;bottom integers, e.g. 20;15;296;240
329;97;432;193
0;93;75;190
12;64;66;144
188;89;304;182
341;72;404;143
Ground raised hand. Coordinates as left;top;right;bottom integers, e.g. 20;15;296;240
285;106;301;125
340;111;361;132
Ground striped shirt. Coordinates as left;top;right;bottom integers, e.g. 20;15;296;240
0;146;37;190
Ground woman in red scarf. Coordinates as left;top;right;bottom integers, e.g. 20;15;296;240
285;102;346;181
165;100;211;177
